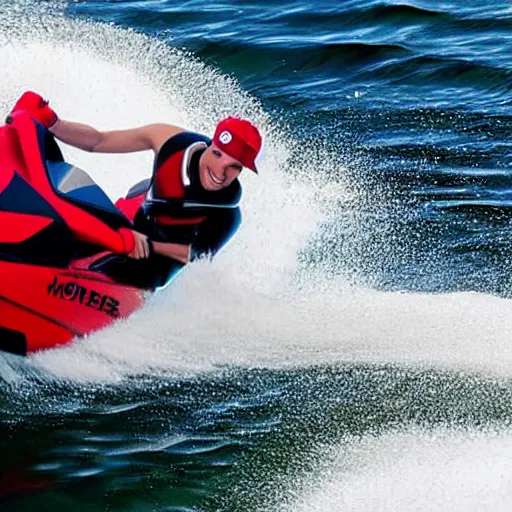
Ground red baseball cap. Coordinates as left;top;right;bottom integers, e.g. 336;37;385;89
213;117;262;173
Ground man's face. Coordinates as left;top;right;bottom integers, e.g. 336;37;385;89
198;144;243;191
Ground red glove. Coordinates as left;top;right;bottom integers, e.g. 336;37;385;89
11;91;58;128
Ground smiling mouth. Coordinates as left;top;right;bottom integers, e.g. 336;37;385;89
207;167;224;186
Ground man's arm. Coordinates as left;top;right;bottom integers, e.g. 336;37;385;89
150;209;242;265
152;241;190;264
50;120;184;154
11;91;185;154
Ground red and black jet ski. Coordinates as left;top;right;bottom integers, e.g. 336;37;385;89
0;112;161;356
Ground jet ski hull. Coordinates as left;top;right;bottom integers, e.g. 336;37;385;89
0;112;151;355
0;260;145;355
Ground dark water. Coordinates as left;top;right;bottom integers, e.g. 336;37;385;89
2;0;512;510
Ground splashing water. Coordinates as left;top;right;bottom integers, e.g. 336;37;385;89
0;6;341;380
1;4;512;385
279;427;512;512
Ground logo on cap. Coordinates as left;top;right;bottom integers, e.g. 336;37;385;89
219;130;232;144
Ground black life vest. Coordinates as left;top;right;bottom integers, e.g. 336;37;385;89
126;132;241;244
95;131;242;289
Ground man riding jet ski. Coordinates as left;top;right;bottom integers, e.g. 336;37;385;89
12;91;263;289
0;92;262;355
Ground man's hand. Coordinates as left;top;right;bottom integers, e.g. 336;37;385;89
11;91;58;128
128;231;152;259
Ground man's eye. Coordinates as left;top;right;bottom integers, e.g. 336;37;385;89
213;150;221;157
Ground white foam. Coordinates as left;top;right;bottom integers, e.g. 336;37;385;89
28;267;512;382
279;427;512;512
